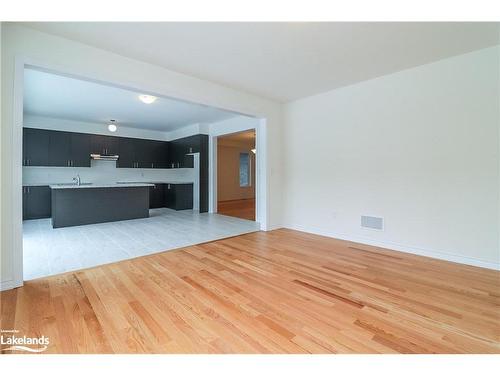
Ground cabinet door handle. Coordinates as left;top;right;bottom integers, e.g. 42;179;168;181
151;163;154;168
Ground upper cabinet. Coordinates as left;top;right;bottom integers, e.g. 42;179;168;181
116;138;168;169
23;128;50;166
90;134;119;156
117;137;136;168
23;128;198;170
169;135;201;168
70;133;92;167
48;131;91;167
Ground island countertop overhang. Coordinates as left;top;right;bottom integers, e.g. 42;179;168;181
49;183;155;189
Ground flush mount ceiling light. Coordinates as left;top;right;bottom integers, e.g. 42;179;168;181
138;94;157;104
107;119;117;132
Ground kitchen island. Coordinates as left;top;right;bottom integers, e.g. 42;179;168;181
50;183;154;228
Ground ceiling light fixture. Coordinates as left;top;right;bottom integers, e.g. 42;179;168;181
251;148;256;154
139;94;157;104
108;119;117;132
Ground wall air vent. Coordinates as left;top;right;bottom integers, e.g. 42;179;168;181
361;215;384;231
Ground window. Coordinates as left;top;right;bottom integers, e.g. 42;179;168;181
239;152;251;187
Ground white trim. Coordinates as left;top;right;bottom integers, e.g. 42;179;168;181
12;57;24;289
0;279;22;292
285;223;500;271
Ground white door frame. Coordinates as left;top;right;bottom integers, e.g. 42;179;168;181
209;120;266;229
10;57;269;288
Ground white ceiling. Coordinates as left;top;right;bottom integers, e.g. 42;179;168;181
23;68;237;131
23;22;500;102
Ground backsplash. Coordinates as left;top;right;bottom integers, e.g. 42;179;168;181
23;159;197;185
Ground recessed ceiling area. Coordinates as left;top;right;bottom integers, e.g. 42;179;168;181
23;67;237;131
23;22;500;101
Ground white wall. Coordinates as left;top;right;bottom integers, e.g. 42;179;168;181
1;24;283;290
283;46;500;269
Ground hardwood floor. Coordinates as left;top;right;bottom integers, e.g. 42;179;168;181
218;199;255;221
1;229;499;354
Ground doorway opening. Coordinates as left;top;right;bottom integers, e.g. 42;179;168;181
19;66;261;281
216;130;256;221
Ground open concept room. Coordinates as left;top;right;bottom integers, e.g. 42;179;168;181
0;20;499;359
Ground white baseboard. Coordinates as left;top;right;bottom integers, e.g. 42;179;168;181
264;223;283;231
284;223;500;271
0;279;22;292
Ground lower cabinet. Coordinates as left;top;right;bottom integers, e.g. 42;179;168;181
165;183;193;210
23;186;51;220
149;184;166;209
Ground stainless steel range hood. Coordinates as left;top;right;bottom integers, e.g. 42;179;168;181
90;153;119;161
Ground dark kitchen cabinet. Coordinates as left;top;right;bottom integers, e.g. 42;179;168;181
23;128;200;176
117;137;136;168
23;128;50;166
23;185;51;220
118;138;168;169
48;131;72;167
135;139;154;168
168;135;199;168
90;135;118;155
151;141;169;169
149;183;165;209
140;140;168;169
70;133;91;167
48;131;91;167
199;134;209;212
165;183;193;210
167;143;181;168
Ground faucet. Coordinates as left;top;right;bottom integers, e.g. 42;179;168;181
73;174;81;186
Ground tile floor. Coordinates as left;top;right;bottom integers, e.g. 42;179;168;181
23;208;260;280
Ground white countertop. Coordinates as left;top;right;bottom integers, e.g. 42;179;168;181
116;181;194;185
49;182;155;189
